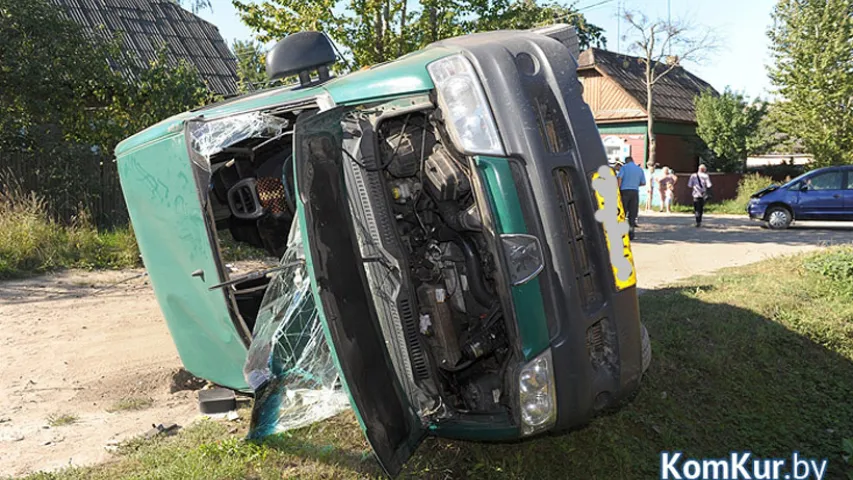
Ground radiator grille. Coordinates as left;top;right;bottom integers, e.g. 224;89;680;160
554;168;602;310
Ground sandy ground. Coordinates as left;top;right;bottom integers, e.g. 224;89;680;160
1;214;851;477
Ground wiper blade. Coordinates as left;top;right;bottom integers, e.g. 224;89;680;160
208;261;306;291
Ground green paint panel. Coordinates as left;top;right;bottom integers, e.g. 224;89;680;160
429;415;520;440
116;133;249;390
476;156;550;360
596;122;647;134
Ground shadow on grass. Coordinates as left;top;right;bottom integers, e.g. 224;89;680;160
258;433;383;477
396;285;853;479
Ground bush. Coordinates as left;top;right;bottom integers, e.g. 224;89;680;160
707;173;776;215
0;179;140;278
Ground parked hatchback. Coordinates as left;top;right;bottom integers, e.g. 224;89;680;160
747;166;853;229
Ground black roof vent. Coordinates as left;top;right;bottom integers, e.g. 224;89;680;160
265;31;337;87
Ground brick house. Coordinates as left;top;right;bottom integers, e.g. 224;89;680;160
577;48;716;174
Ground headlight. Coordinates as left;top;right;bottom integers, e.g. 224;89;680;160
427;55;505;156
519;348;557;435
501;234;544;285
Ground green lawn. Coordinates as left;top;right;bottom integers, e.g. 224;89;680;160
16;248;853;480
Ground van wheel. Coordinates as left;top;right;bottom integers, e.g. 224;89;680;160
766;206;792;229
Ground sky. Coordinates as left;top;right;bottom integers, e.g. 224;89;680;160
196;0;777;99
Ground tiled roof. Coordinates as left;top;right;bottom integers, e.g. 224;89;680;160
50;0;238;95
578;48;716;124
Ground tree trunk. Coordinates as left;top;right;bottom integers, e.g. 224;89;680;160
646;71;656;168
429;6;437;43
398;0;407;57
374;6;384;62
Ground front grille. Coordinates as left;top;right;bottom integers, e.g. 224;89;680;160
554;168;602;310
586;318;617;373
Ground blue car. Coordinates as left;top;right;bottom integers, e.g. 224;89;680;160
747;165;853;229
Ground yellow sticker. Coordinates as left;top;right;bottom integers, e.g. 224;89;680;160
591;167;637;290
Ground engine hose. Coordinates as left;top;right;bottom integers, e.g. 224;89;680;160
453;236;495;308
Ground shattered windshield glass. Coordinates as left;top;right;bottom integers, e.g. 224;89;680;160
243;216;349;439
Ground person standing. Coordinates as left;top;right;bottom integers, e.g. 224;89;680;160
687;164;712;227
644;163;658;212
617;156;645;239
658;167;677;213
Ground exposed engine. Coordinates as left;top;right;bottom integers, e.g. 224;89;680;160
378;114;510;413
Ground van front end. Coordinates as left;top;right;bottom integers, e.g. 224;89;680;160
428;32;648;438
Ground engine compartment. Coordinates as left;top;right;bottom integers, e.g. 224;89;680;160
376;113;512;414
196;105;513;416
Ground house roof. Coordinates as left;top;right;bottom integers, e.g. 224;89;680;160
50;0;238;95
577;48;715;124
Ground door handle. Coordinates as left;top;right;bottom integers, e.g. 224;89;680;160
833;194;841;199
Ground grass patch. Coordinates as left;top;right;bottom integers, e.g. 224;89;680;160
217;230;270;263
0;179;140;279
106;397;154;413
46;414;78;427
15;249;853;479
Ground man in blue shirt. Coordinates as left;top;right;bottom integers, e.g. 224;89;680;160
616;156;645;239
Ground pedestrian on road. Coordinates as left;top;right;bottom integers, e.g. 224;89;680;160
644;163;658;212
659;167;677;213
687;164;712;227
617;156;645;239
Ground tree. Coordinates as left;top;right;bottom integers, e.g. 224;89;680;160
0;0;214;155
232;40;269;92
1;0;215;222
768;0;853;168
622;11;717;167
171;0;212;13
232;0;605;70
695;88;767;172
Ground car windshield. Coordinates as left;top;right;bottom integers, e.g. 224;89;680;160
242;216;349;439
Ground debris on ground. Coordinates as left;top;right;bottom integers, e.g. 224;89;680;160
143;423;181;440
198;388;237;415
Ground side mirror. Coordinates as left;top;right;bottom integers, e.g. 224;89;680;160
799;184;809;192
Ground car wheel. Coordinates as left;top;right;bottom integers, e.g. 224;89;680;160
766;206;792;230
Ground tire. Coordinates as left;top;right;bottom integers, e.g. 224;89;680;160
766;206;792;230
640;323;651;374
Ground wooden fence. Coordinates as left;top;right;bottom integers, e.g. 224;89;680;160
2;147;128;228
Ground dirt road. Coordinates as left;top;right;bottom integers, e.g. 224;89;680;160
1;214;850;476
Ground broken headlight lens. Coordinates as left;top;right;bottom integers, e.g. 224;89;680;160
519;348;557;435
427;54;505;156
501;234;544;285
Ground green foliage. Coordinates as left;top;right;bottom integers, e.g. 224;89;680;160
843;438;853;479
1;0;216;226
46;413;78;427
232;0;605;70
232;39;269;92
804;247;853;297
695;88;767;172
0;180;140;278
768;0;853;168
